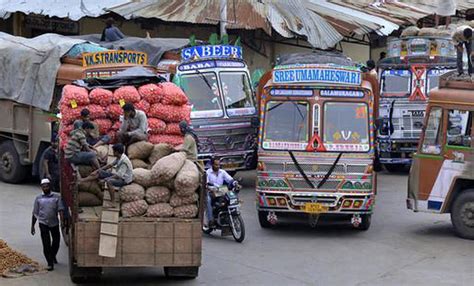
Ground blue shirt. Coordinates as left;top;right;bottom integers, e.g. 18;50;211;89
103;26;124;42
32;193;65;227
206;169;234;187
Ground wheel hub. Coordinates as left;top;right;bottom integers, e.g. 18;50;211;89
1;153;13;173
460;202;474;227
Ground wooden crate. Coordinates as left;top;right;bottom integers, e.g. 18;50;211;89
74;218;202;267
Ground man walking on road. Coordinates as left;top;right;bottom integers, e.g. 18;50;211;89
31;179;65;271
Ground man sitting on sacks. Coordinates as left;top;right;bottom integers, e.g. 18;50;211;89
74;108;110;148
65;122;101;170
453;25;474;75
118;103;148;146
79;143;133;208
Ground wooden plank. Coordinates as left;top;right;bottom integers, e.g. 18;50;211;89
98;187;120;258
99;233;118;257
100;222;118;236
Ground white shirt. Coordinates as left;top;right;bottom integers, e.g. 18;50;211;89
206;168;233;187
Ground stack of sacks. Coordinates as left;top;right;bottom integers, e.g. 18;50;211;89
58;82;190;150
76;165;103;206
123;142;201;218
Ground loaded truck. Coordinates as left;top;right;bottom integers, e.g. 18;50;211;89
0;33;177;183
377;29;456;172
255;52;379;229
407;70;474;240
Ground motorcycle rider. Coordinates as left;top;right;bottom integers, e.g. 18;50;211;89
205;158;237;227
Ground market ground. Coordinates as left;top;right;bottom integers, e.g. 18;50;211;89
1;171;473;286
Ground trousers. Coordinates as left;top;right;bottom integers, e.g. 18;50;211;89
457;41;473;75
39;223;60;266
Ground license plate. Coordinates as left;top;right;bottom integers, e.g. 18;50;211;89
410;110;425;117
304;203;328;214
222;162;239;169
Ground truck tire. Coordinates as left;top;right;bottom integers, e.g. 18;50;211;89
450;190;474;240
164;266;199;279
357;214;372;231
384;164;407;173
0;141;27;183
258;210;273;228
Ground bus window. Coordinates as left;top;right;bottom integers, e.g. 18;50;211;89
447;110;472;147
323;102;369;149
421;107;443;154
381;70;411;97
427;69;451;94
180;72;224;118
220;72;255;116
263;101;309;144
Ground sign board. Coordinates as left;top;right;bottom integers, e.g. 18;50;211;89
320;90;364;98
178;60;245;71
82;50;147;67
25;15;79;34
181;45;242;61
272;67;362;85
270;89;313;97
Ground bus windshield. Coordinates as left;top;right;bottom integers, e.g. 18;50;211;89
381;69;411;97
263;101;309;150
220;72;255;116
180;72;224;118
324;102;370;152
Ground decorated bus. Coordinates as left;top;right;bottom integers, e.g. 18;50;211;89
256;52;378;229
377;31;457;172
158;42;258;173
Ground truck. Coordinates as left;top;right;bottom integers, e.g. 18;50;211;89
407;70;474;240
255;52;379;230
0;34;155;183
157;44;259;174
377;32;457;172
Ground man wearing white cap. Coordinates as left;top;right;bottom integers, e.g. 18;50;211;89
31;178;65;271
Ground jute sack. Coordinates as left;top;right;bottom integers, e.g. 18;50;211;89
78;192;102;207
174;160;200;197
401;26;419;37
127;141;154;160
151;152;186;184
173;204;198;218
121;200;148;218
169;192;199;208
131;159;149;169
78;165;94;178
418;27;438;37
146;203;174;217
95;145;109;162
120;183;145;202
133;168;154;188
78;181;102;197
145;186;170;204
149;143;174;166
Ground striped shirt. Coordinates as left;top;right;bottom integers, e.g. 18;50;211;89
64;129;88;159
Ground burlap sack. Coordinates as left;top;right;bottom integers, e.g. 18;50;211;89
131;159;149;169
149;143;174;166
121;200;148;218
174;160;200;197
78;192;102;207
145;186;170;204
418;27;438;37
146;203;174;217
120;183;145;202
127;141;154;160
78;165;94;178
95;145;109;162
173;204;198;218
169;192;199;208
78;181;102;197
133;168;153;188
401;26;419;37
151;152;186;184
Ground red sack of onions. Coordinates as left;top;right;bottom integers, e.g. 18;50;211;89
113;86;140;104
87;104;106;119
110;121;121;131
160;82;188;106
61;85;89;107
148;118;166;134
135;99;150;113
59;124;74;136
60;106;82;124
149;103;190;123
107;104;123;120
164;123;182;135
149;134;184;146
89;88;113;107
95;119;112;134
59;132;70;150
138;83;162;104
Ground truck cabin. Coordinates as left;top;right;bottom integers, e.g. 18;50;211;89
408;70;474;239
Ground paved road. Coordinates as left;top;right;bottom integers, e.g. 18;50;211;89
1;172;473;286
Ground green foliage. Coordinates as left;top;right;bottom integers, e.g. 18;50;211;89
188;35;196;46
221;34;229;45
234;36;241;47
209;33;219;45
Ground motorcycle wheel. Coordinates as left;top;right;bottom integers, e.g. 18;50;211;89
231;215;245;243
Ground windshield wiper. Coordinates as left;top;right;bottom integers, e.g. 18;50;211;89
194;69;214;92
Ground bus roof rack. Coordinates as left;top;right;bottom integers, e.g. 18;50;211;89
276;51;354;67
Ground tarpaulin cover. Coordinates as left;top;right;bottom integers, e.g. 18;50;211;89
277;51;356;67
0;32;86;110
73;34;190;66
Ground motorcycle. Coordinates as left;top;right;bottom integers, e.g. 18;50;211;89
202;181;245;243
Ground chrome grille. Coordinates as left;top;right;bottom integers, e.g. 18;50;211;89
263;162;366;174
265;163;285;172
347;165;366;173
286;164;345;173
197;127;254;152
288;179;340;190
291;194;337;206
